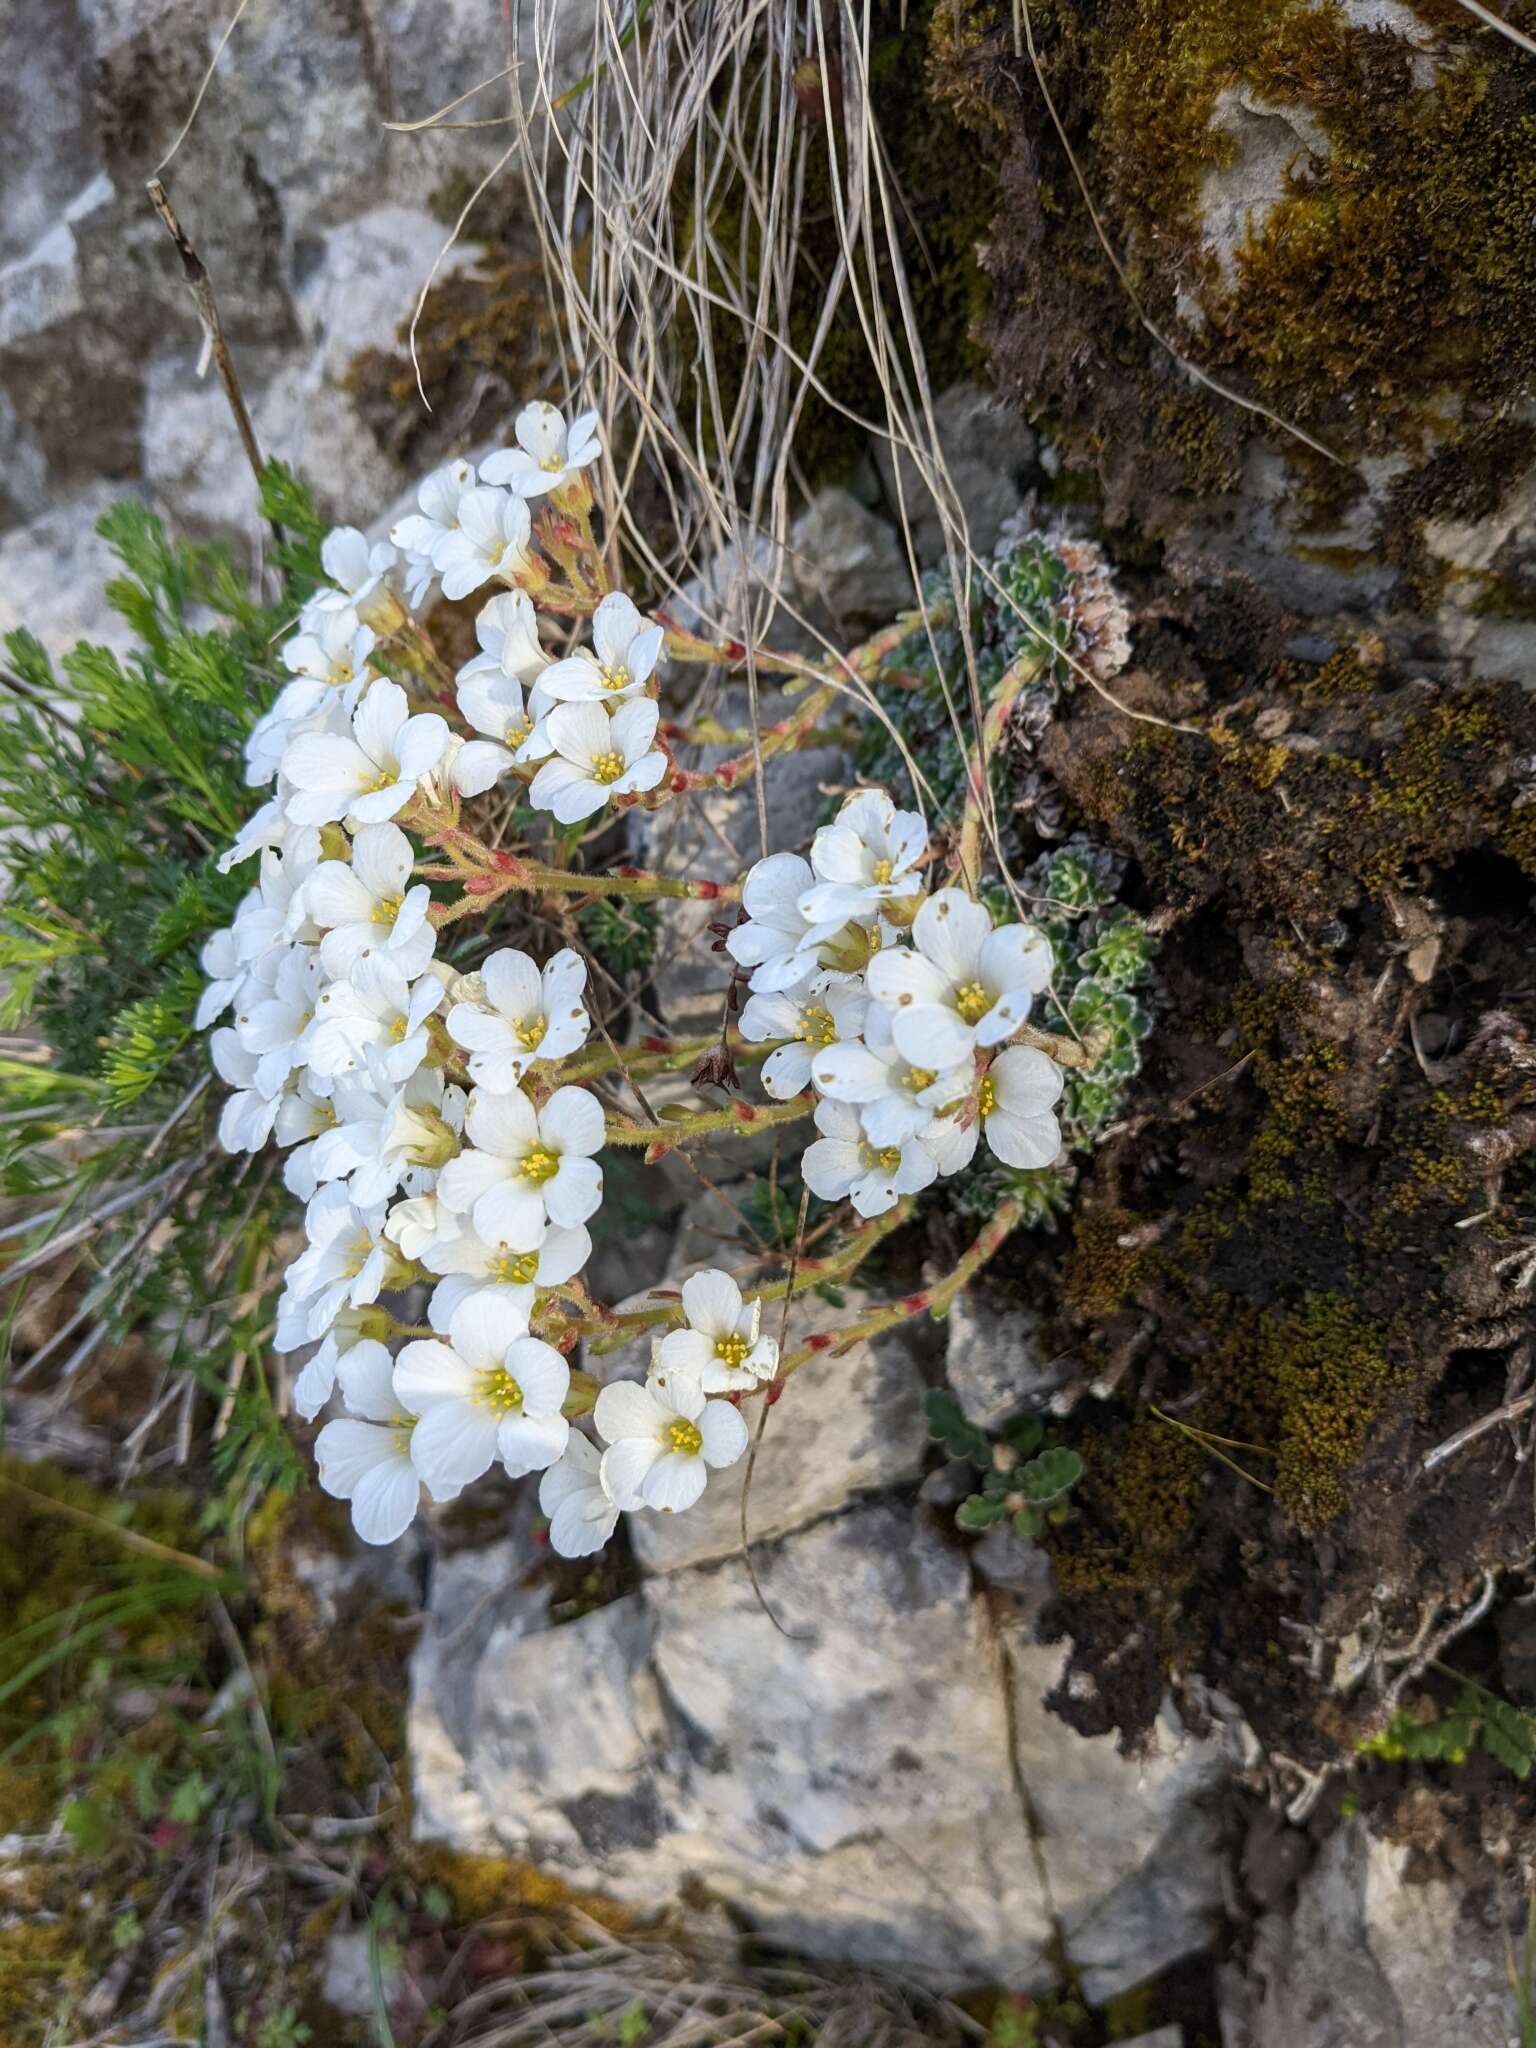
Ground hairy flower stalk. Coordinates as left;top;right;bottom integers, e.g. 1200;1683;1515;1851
198;399;1127;1557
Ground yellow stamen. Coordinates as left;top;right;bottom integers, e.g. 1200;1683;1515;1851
390;1014;409;1043
978;1075;997;1118
598;663;632;693
490;1250;541;1287
796;1003;838;1048
667;1418;703;1455
515;1015;547;1053
872;857;893;885
954;980;990;1025
714;1332;752;1369
906;1067;936;1092
591;749;626;785
478;1367;524;1415
519;1145;560;1185
540;453;565;473
372;893;403;927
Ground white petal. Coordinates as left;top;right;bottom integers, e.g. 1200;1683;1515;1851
594;1377;666;1444
498;1410;569;1477
349;1457;421;1544
914;888;990;983
642;1450;708;1513
680;1268;743;1337
697;1400;749;1468
409;1401;501;1492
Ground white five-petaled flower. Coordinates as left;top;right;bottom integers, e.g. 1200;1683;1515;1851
309;526;401;623
389;459;476;606
537;591;663;707
435;486;533;602
809;1000;972;1147
981;1045;1064;1169
306;956;444;1084
481;401;602;498
527;699;668;823
594;1372;748;1514
309;1065;462;1210
538;1430;619;1557
315;1341;447;1546
446;946;589;1091
280;607;376;706
275;1071;341;1201
303;822;436;982
436;1084;605;1250
724;852;849;995
287;1184;395;1336
656;1268;779;1393
210;1028;282;1152
865;888;1053;1069
801;1096;939;1218
421;1220;592;1330
798;788;928;924
454;590;555;792
737;980;867;1100
395;1291;570;1489
289;1307;380;1422
233;946;325;1099
284;679;450;827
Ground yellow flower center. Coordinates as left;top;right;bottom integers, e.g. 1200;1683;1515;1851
954;980;991;1024
598;662;632;693
519;1145;561;1185
861;1143;903;1173
372;893;402;927
316;1103;338;1130
872;857;894;885
714;1332;752;1369
390;1014;409;1043
540;453;565;473
343;1229;374;1278
333;662;353;685
591;749;626;785
505;714;532;747
488;539;506;565
490;1250;541;1286
390;1414;415;1455
515;1015;547;1053
365;769;394;793
478;1366;524;1415
667;1418;703;1455
978;1074;997;1117
796;1003;837;1047
906;1067;936;1092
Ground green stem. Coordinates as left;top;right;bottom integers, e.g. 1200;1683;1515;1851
770;1196;1022;1385
601;1096;811;1151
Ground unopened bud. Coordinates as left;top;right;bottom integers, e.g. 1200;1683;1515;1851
355;581;408;638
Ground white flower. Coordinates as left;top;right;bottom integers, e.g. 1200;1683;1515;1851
538;1430;619;1557
865;889;1053;1068
234;945;324;1097
288;1184;395;1336
423;1220;591;1329
311;1065;462;1209
384;1191;458;1265
435;487;533;602
656;1268;778;1393
454;591;555;793
801;1096;939;1218
594;1372;748;1514
316;1343;445;1546
196;920;248;1030
303;822;436;982
981;1046;1064;1169
289;1309;380;1422
437;1085;604;1249
275;1071;340;1200
446;946;588;1091
284;679;450;828
210;1028;281;1152
737;980;867;1100
810;1001;972;1146
528;700;668;823
280;610;377;713
724;852;849;995
389;460;476;606
310;527;401;628
798;789;928;924
537;591;662;706
395;1291;570;1489
307;957;444;1083
481;401;602;499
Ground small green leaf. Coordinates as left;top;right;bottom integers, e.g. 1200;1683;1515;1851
1012;1506;1044;1540
1018;1447;1084;1504
955;1494;1007;1531
1003;1415;1043;1456
924;1389;968;1438
61;1797;110;1856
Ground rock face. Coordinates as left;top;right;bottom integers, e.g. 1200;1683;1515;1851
1220;1820;1521;2048
411;1495;1244;1997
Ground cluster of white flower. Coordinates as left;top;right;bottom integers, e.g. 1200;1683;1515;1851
196;401;756;1554
199;400;1068;1561
731;789;1066;1218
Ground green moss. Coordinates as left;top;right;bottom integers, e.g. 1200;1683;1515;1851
1259;1293;1404;1528
1051;1416;1204;1599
